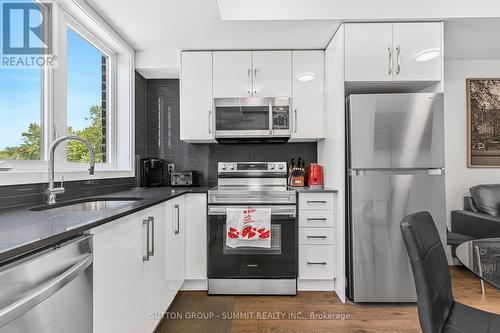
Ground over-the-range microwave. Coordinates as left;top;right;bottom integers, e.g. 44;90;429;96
214;97;291;144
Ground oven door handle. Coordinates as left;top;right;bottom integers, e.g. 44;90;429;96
208;205;296;217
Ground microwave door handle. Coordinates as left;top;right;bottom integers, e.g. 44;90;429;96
269;101;273;135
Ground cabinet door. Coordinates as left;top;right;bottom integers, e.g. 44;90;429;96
291;51;324;140
180;52;215;142
213;51;252;98
141;205;169;333
92;213;145;333
185;193;207;280
252;51;291;98
345;23;393;82
165;196;186;303
392;22;442;81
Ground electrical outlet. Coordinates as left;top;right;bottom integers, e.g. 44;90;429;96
168;164;175;173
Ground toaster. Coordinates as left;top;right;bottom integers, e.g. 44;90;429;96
170;171;198;187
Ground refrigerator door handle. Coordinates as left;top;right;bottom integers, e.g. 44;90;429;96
349;168;444;176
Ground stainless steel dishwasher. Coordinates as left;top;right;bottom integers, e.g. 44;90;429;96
0;236;93;333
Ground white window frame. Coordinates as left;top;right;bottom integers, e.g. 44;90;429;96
0;0;135;186
56;11;117;170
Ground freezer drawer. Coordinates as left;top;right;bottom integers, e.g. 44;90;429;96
349;171;446;302
348;93;444;169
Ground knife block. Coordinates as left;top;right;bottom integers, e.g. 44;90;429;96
290;176;304;187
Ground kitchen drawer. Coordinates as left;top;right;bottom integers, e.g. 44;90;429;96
299;193;334;210
299;227;334;245
299;210;334;227
299;245;334;280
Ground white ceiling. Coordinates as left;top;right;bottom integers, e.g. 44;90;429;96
87;0;500;77
218;0;500;21
87;0;340;51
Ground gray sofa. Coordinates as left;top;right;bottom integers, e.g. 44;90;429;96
450;184;500;257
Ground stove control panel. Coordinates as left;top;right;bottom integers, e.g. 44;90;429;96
218;162;287;173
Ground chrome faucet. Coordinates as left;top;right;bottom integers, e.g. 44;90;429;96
46;135;95;204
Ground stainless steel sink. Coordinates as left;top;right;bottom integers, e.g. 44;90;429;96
31;197;143;212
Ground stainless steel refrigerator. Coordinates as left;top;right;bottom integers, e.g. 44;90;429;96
346;93;446;302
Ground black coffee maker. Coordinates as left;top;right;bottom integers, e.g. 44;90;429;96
141;158;165;187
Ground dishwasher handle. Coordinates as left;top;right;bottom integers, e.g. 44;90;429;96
0;253;93;328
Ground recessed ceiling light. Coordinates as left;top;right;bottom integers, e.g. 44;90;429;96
414;48;441;62
296;72;315;82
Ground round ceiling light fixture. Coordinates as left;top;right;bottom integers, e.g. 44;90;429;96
414;48;441;62
296;72;316;82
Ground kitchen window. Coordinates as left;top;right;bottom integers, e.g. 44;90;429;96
0;68;43;161
0;0;134;184
66;26;110;164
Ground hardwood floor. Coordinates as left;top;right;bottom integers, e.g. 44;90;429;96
167;267;500;333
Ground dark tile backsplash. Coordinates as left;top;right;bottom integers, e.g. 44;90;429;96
0;73;317;209
141;78;317;185
0;178;135;210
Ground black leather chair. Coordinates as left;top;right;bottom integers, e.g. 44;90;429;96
401;211;500;333
451;185;500;244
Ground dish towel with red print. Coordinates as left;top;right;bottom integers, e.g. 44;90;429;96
226;207;271;248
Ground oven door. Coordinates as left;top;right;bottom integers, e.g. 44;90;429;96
208;205;297;278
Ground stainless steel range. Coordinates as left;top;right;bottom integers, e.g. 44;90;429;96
208;162;297;295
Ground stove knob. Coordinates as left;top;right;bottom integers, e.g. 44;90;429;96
221;164;227;171
278;164;284;170
230;165;235;170
270;164;276;170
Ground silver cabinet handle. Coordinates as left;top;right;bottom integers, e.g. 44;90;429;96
307;218;327;221
148;216;155;257
253;69;257;94
0;254;92;327
307;200;327;204
307;235;327;239
246;264;258;268
143;219;150;262
307;261;327;265
294;109;298;133
175;204;180;235
247;69;251;94
208;110;212;135
387;46;392;75
396;45;401;74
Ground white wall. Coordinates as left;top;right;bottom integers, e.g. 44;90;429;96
444;59;500;225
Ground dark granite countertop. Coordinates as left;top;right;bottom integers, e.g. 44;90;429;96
0;186;211;265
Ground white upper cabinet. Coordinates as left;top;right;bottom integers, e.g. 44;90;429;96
291;51;324;140
213;51;253;98
252;51;291;98
392;22;442;81
345;22;442;82
345;23;393;82
213;51;291;98
180;51;215;143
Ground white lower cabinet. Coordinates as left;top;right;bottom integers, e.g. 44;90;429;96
298;192;335;291
92;199;187;333
184;193;208;288
92;212;145;333
299;245;335;279
165;196;186;305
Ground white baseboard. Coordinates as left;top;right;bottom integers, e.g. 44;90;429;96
181;279;208;291
298;279;335;291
